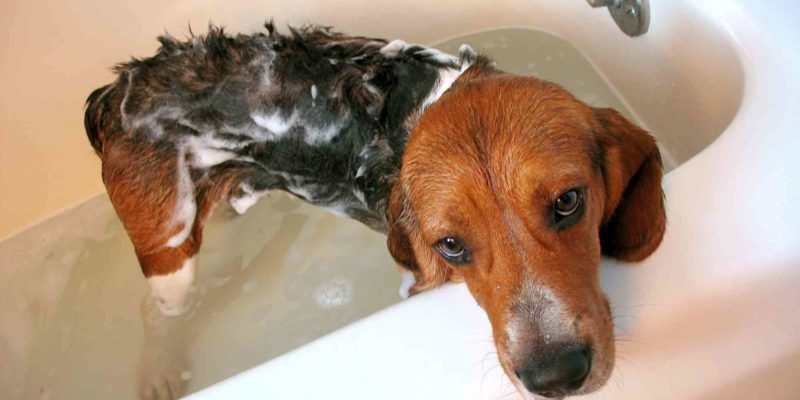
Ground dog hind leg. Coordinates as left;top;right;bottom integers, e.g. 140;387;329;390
101;139;243;399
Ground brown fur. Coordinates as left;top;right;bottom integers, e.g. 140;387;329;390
594;107;666;261
387;68;665;393
101;138;243;277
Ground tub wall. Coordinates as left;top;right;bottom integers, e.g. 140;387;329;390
0;0;740;239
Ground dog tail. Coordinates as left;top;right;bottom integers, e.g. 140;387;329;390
83;83;115;156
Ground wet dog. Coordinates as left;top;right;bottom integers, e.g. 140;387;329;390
84;23;665;399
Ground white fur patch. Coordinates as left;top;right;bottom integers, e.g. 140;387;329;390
379;40;407;57
305;121;343;145
148;258;196;316
165;147;197;248
119;69;136;128
229;183;269;215
416;47;459;66
398;270;416;299
417;61;472;112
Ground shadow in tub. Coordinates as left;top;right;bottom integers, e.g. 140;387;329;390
0;192;401;400
700;350;800;400
597;247;800;398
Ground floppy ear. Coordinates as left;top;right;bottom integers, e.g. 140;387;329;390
386;181;451;295
594;107;666;262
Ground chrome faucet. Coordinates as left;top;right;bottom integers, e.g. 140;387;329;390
587;0;650;37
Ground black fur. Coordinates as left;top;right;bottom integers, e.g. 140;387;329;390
84;22;476;231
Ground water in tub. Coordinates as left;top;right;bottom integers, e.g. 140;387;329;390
0;28;675;399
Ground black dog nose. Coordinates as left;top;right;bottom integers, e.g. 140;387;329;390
515;345;591;397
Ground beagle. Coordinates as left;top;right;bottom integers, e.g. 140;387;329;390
84;23;665;399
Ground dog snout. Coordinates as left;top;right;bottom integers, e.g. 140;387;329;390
515;344;591;398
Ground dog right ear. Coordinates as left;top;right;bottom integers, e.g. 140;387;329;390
593;107;666;262
386;182;451;296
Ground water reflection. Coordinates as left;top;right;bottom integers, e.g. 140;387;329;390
0;193;399;399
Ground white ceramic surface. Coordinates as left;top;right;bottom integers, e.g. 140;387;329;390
190;1;800;399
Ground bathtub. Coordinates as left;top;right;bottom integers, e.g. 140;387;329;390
186;1;800;399
1;0;799;399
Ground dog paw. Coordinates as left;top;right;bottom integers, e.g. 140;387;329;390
137;346;191;400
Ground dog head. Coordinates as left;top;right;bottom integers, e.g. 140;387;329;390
387;69;665;398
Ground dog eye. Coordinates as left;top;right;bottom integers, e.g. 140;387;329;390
551;188;585;230
554;189;582;217
434;237;471;265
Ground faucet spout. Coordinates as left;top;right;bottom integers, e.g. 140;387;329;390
587;0;649;37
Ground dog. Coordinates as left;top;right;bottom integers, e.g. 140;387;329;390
84;23;665;399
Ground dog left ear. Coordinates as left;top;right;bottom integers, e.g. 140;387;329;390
594;107;666;262
386;181;452;296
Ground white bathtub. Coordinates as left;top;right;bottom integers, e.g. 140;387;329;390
1;0;799;399
186;1;800;399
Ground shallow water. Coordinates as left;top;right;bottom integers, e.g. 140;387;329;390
0;28;662;399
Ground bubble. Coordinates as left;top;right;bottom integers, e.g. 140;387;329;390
312;278;353;309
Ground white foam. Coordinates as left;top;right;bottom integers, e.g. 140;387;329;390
355;165;367;179
119;69;135;128
286;185;314;201
312;278;353;309
417;47;459;66
147;257;196;316
94;82;116;106
128;107;185;139
251;110;298;138
506;279;573;357
352;188;366;206
305;121;342;145
165;147;197;248
229;183;269;215
230;194;257;215
379;40;407;58
190;145;238;168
